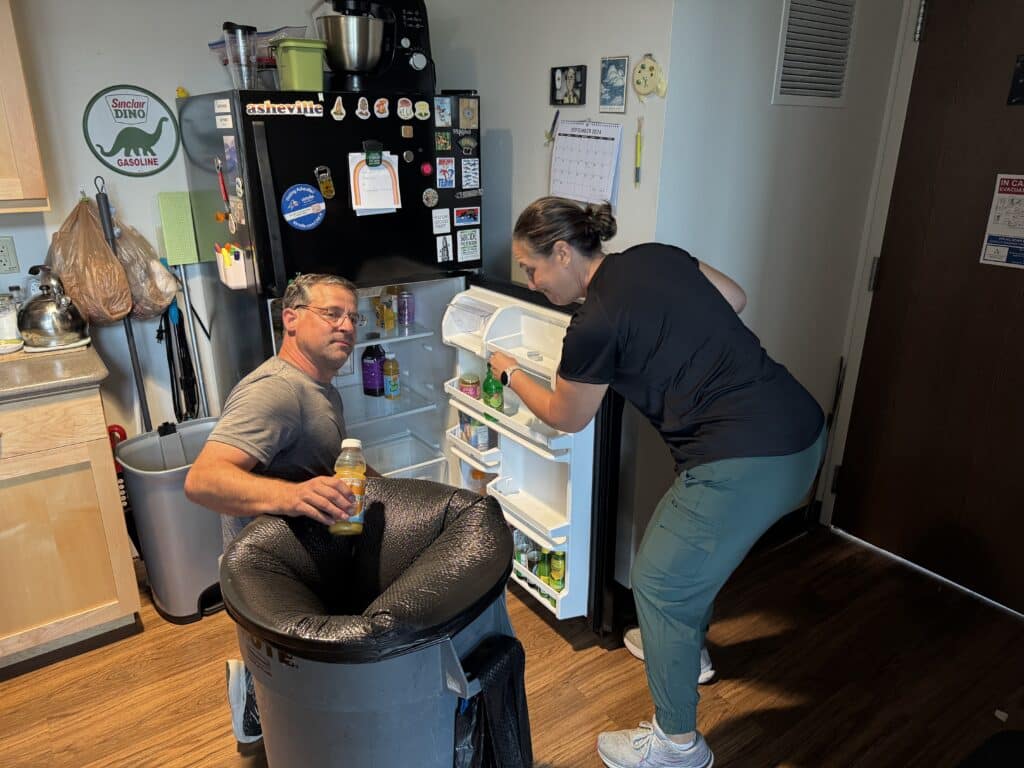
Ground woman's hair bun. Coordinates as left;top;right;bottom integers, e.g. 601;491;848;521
586;202;617;241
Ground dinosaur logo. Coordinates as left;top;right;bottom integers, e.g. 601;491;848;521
84;85;180;177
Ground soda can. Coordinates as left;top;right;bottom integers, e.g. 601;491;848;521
549;551;566;591
397;291;415;326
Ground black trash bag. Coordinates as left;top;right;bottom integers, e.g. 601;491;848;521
454;634;533;768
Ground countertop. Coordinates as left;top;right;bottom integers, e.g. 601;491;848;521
0;346;108;404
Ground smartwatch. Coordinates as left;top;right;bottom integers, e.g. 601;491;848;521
500;366;520;387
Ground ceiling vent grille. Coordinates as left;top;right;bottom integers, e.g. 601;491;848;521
772;0;856;107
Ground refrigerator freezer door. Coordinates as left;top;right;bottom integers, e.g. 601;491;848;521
237;90;482;293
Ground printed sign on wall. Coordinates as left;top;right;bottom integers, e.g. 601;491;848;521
83;85;180;177
980;173;1024;269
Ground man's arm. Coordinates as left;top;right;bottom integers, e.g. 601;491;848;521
184;441;356;527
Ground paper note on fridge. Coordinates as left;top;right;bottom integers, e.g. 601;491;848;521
348;152;402;212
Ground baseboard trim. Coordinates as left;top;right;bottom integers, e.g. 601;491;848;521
830;527;1024;622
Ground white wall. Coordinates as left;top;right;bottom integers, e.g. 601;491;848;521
427;0;675;280
10;0;321;432
8;0;674;434
656;0;904;408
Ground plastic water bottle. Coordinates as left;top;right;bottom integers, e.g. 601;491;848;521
331;438;366;536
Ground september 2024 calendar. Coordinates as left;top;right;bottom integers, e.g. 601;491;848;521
549;119;623;206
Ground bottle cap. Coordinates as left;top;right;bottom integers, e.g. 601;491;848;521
341;438;362;449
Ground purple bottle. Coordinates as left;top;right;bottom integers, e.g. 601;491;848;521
361;344;386;397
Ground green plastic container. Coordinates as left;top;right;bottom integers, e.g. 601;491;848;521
274;38;326;91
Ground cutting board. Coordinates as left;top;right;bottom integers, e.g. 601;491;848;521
0;344;90;364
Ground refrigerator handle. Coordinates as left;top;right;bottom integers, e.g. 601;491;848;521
252;121;288;296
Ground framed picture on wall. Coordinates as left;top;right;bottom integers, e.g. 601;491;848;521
599;56;629;113
550;65;587;106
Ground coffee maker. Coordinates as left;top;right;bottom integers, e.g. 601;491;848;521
316;0;435;93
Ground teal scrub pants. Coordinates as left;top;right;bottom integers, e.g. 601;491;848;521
631;428;826;734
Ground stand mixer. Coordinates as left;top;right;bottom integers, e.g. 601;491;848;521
313;0;435;92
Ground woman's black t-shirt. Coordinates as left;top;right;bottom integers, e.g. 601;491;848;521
558;243;824;473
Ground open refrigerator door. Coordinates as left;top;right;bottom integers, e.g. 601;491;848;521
441;287;595;619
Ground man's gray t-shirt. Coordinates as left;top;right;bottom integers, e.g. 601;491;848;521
209;357;347;542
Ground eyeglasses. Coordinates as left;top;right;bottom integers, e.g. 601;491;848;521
295;304;361;328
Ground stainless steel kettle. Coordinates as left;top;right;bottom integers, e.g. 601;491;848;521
17;265;89;348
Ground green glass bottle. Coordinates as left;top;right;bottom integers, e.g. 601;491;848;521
482;363;503;421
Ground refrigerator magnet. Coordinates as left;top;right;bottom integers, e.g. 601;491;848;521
414;100;431;120
374;98;390;118
435;132;452;152
458;135;478;156
457;228;481;262
314;165;336;200
454;206;480;227
422;188;439;207
436;157;456;189
434;97;452;127
397;98;414;120
432;208;451;234
401;125;414;139
436;234;453;262
458;98;479;130
280;184;326;231
330;96;346;121
356;97;371;119
461;159;480;190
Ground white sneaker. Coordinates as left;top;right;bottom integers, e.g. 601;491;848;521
225;659;262;745
598;717;714;768
622;628;716;684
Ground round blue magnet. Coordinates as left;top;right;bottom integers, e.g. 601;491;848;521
281;183;326;231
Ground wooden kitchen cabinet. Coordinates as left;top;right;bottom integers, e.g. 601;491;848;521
0;353;140;673
0;0;49;213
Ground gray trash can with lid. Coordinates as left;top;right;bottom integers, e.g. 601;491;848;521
220;477;527;768
115;417;223;623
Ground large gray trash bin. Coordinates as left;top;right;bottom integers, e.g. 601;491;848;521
221;478;524;768
116;417;223;623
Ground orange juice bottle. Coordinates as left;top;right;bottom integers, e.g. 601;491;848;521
330;438;366;535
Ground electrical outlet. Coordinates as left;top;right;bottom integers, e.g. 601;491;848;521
0;236;18;274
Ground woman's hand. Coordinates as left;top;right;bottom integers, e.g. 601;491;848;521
489;351;517;382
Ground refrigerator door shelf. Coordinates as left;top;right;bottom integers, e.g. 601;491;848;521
355;322;434;351
489;476;569;545
362;429;444;476
340;382;438;429
441;295;500;356
446;425;502;467
486;334;557;381
510;563;562;617
445;383;571;451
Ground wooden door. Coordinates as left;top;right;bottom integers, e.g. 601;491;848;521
0;0;48;212
834;0;1024;612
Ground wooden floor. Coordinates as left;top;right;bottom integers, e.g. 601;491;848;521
1;529;1021;767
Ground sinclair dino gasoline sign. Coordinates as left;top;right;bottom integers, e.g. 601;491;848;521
83;85;180;177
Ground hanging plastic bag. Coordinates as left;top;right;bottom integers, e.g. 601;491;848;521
46;200;132;325
110;213;177;319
